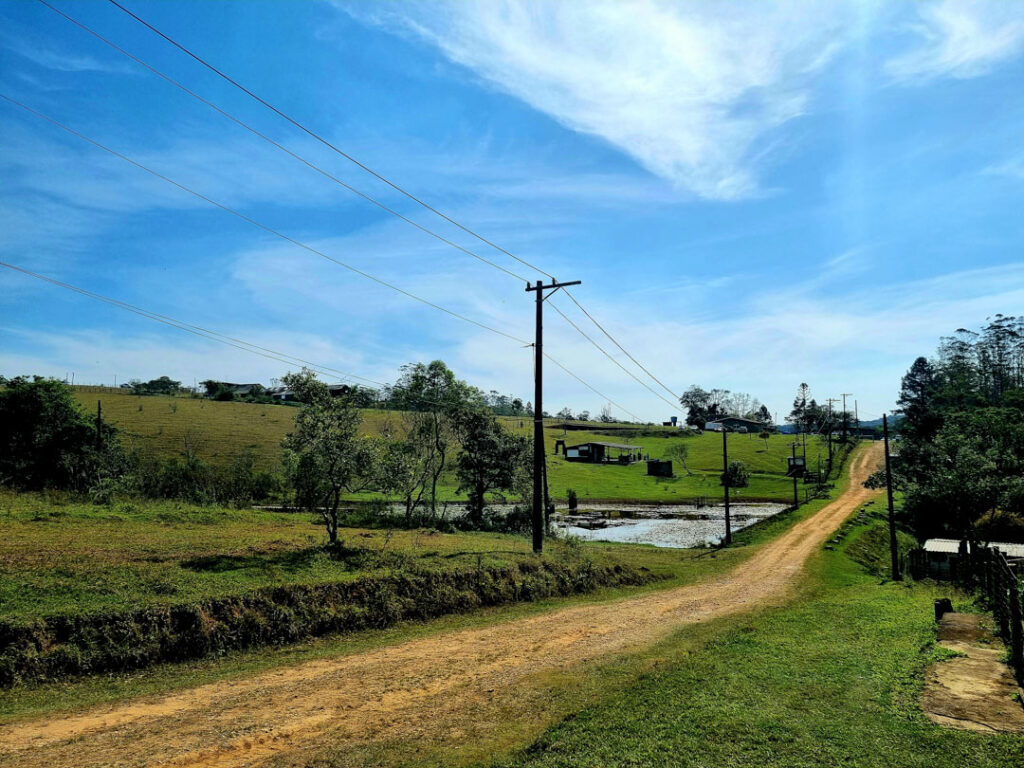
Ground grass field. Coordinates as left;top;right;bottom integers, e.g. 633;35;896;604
486;520;1023;768
0;488;735;622
0;447;858;722
73;387;839;503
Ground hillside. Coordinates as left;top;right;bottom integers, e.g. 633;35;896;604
73;387;836;503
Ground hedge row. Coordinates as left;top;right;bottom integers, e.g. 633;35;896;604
0;559;656;687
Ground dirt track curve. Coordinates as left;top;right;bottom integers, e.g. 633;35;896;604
0;443;883;768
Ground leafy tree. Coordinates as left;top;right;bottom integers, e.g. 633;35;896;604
721;460;750;490
281;370;384;545
556;407;575;420
453;407;531;526
665;441;692;475
388;361;482;514
680;385;711;428
759;430;771;449
599;403;616;423
0;376;121;491
757;404;773;427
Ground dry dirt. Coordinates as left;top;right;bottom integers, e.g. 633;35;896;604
922;612;1024;733
0;443;883;768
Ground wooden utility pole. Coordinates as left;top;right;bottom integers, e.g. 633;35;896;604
826;397;839;464
526;278;581;554
722;427;732;545
840;393;852;442
883;413;900;580
791;441;799;508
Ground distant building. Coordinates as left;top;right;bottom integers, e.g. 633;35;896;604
704;416;765;433
564;441;644;464
268;383;354;402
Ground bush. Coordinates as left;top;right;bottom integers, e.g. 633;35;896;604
0;376;124;492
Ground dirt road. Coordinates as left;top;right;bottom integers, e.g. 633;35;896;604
0;443;883;768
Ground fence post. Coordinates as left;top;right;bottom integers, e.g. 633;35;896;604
995;550;1010;639
1008;572;1024;683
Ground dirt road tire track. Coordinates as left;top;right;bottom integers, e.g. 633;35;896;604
0;443;883;768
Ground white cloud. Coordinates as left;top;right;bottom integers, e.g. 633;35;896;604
343;0;850;200
885;0;1024;82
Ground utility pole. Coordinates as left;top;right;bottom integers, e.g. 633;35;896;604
840;393;852;442
883;414;900;580
826;398;839;465
791;441;799;508
526;278;581;554
722;427;732;545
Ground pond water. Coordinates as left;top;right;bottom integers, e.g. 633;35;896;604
552;503;788;549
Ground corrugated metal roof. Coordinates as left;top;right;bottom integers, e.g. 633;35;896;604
924;538;1024;557
569;441;640;450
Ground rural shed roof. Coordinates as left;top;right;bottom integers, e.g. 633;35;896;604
924;539;1024;558
570;441;640;450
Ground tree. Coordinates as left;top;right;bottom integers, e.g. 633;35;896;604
599;403;616;423
556;406;575;420
721;460;750;490
0;376;121;491
759;430;771;450
665;441;691;475
281;370;384;545
577;409;590;422
680;385;711;428
788;383;811;431
453;407;531;526
896;356;942;441
757;404;773;427
388;361;482;514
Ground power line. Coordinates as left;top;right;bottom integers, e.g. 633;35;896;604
35;0;670;421
2;259;634;421
43;0;676;420
104;0;679;410
548;301;682;414
0;92;530;346
106;0;557;282
35;0;531;284
562;290;682;402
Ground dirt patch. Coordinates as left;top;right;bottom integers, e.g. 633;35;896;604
922;612;1024;733
0;444;883;768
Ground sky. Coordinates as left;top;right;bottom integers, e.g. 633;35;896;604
2;0;1023;423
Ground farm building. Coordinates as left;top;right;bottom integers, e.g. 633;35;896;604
911;538;1024;579
704;416;766;433
564;441;644;464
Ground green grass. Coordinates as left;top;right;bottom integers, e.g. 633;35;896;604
481;524;1023;767
0;446;865;727
74;387;836;503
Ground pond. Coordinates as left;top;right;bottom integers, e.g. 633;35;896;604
552;503;788;549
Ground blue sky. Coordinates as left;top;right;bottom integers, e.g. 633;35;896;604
2;0;1023;422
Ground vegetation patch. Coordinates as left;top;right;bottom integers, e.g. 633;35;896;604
0;557;657;687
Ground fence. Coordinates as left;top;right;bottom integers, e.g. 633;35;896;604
932;541;1024;683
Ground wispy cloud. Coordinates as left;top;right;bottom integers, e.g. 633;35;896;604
1;33;136;75
342;0;852;201
885;0;1024;83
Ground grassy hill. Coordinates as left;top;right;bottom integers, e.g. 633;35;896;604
73;387;837;503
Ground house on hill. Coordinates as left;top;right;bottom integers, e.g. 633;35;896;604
564;441;644;464
704;416;765;433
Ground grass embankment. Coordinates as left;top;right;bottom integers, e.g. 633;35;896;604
484;520;1022;767
72;387;834;502
0;448;858;721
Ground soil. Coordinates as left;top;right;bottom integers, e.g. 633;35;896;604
922;612;1024;733
0;444;883;768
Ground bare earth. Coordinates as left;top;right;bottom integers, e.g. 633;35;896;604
922;612;1024;733
0;443;882;768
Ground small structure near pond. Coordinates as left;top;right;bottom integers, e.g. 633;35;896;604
564;441;643;464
